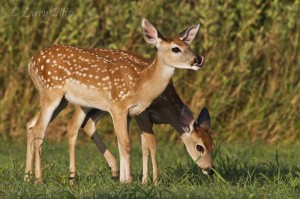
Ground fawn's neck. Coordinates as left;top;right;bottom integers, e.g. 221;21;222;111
126;54;175;116
140;54;175;100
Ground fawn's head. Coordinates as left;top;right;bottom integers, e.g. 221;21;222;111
180;106;214;175
142;18;204;70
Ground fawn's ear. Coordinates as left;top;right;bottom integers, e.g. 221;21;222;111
197;107;210;131
178;23;200;45
142;18;163;46
180;105;195;134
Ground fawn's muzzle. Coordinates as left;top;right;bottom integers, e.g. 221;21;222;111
193;56;205;67
202;167;214;175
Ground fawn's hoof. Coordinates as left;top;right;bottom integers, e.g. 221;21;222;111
24;175;31;182
69;177;76;185
35;178;44;185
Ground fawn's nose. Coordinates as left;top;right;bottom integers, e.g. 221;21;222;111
193;56;204;67
208;168;214;175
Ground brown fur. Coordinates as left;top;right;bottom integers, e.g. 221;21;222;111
25;19;204;183
65;49;214;184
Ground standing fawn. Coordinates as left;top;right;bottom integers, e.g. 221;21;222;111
65;48;214;184
25;18;204;183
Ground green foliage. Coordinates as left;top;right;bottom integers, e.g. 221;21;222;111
0;141;299;198
0;0;299;143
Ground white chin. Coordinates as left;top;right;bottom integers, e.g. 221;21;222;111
202;170;208;175
174;65;199;70
190;66;201;70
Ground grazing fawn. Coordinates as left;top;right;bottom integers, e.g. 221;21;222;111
25;18;204;183
65;48;214;184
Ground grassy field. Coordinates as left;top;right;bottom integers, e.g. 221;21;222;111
0;1;299;198
0;0;299;143
0;138;299;198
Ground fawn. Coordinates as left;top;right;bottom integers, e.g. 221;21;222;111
65;48;214;184
25;18;204;183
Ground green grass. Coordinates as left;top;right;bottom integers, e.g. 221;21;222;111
0;139;299;198
0;0;299;196
0;0;299;143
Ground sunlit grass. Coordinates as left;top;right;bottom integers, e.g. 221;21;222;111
0;140;299;198
0;0;299;143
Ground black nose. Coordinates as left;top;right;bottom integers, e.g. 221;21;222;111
208;169;214;176
193;56;203;65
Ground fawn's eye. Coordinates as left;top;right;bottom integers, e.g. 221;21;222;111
171;47;181;53
196;145;204;154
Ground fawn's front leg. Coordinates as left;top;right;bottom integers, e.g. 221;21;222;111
136;114;159;184
140;132;159;184
111;110;132;183
67;106;91;184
